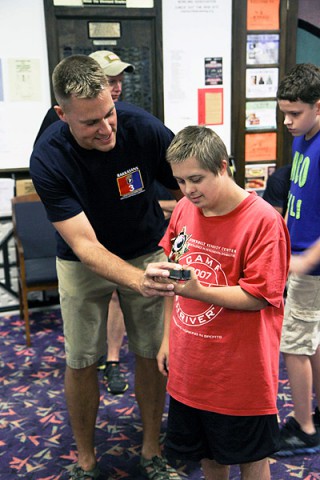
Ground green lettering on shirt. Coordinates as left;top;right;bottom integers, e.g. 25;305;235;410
288;150;310;220
288;192;302;219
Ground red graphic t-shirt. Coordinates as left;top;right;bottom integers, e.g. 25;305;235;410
160;193;290;416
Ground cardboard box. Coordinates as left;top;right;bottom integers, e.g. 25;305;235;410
15;179;36;196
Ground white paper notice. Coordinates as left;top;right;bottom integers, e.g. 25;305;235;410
0;178;14;216
8;58;41;102
127;0;153;7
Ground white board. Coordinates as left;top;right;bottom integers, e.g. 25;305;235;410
162;0;232;150
0;0;51;170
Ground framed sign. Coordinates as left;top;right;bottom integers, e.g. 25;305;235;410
88;22;121;39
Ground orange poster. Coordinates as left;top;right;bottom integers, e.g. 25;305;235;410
198;88;223;125
247;0;280;31
245;132;277;161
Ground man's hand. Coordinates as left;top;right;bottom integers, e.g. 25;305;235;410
141;262;176;297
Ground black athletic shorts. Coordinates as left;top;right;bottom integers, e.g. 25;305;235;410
165;396;280;465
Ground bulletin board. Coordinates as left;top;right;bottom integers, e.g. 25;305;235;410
162;0;232;150
0;0;51;171
243;0;281;194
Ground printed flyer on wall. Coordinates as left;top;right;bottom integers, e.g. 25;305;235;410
245;132;277;162
205;57;223;85
245;163;276;193
246;68;278;98
246;34;279;65
246;100;277;130
247;0;280;30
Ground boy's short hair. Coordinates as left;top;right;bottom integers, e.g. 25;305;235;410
277;63;320;104
52;54;109;108
166;125;232;177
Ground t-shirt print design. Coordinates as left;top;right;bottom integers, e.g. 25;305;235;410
175;249;228;328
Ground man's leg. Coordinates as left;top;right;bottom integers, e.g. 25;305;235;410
57;258;112;477
65;363;99;471
239;458;270;480
279;275;320;453
134;355;167;459
200;458;230;480
104;290;128;394
311;345;320;410
283;353;316;433
106;290;126;362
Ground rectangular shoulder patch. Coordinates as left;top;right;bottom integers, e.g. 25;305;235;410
117;169;144;199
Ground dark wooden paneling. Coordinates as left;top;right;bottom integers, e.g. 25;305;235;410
43;0;164;120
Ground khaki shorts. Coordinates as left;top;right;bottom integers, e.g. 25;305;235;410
280;273;320;356
57;250;166;368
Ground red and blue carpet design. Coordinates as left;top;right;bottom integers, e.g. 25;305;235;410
0;308;319;479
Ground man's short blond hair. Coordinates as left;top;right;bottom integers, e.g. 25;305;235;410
52;54;109;108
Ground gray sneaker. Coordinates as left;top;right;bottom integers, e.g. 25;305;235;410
70;464;101;479
140;455;182;480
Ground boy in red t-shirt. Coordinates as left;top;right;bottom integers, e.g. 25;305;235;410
151;126;290;479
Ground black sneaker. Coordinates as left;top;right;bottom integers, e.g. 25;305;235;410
276;417;320;456
104;362;128;394
96;356;106;372
313;406;320;428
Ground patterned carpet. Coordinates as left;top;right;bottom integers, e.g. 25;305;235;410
0;308;319;480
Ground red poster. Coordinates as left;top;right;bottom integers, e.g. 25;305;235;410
247;0;280;31
245;132;277;161
198;88;223;126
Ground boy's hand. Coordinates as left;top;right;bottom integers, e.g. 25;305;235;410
157;339;169;377
170;267;198;297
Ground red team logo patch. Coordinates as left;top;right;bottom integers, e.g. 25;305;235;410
117;169;144;198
